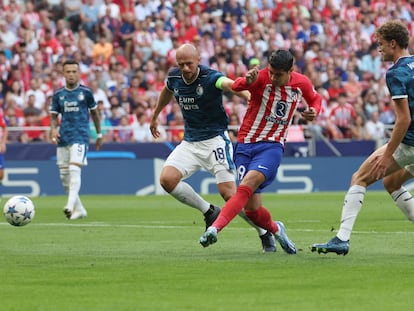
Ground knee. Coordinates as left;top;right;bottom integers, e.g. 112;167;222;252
159;174;178;193
383;177;400;194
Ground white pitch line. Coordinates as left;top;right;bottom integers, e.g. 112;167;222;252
1;221;413;235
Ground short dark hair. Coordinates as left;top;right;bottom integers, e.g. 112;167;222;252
63;59;79;67
267;49;294;72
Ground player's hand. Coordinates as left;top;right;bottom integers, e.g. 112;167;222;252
371;153;391;180
95;136;103;151
50;129;60;144
246;66;259;84
301;108;317;122
150;119;160;139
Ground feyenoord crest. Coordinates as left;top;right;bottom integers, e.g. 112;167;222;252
78;92;85;101
196;84;204;96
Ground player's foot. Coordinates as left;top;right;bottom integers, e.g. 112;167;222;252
203;205;220;229
63;206;73;219
310;236;349;255
274;221;296;254
70;207;87;220
260;231;276;253
199;226;218;247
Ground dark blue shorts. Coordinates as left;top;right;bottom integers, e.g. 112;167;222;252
234;142;284;193
0;154;4;169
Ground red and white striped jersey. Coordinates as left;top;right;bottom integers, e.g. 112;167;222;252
232;70;321;144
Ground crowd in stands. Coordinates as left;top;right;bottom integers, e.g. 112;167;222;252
0;0;413;144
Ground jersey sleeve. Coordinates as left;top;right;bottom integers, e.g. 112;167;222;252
87;90;98;110
300;75;322;115
231;76;248;91
386;69;408;100
50;92;60;114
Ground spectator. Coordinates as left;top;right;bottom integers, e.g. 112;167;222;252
365;110;386;146
113;114;133;142
23;94;43;142
6;113;27;143
91;35;113;63
5;79;25;108
133;19;153;63
151;21;173;63
359;43;381;81
98;0;121;20
0;19;18;49
363;91;379;119
134;0;155;22
350;113;371;140
98;5;121;43
119;11;135;62
222;0;245;25
342;70;363;104
378;99;395;126
80;0;100;41
168;112;184;142
63;0;82;33
90;79;110;111
329;92;357;139
25;78;46;110
327;76;345;100
132;112;152;142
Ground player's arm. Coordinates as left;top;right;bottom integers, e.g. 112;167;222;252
150;86;174;139
371;97;410;180
50;112;60;143
216;76;250;101
90;107;103;150
0;124;7;153
301;78;322;122
382;97;410;158
231;66;260;93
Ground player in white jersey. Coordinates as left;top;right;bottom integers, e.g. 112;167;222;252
50;60;102;220
150;44;276;252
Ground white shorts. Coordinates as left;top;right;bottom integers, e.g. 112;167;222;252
164;133;236;184
394;143;414;175
56;143;88;167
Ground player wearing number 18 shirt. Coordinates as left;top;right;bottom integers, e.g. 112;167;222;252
150;44;276;252
200;49;322;253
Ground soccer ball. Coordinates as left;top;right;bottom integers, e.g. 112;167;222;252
3;195;35;227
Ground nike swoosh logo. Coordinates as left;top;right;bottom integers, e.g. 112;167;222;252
258;165;268;170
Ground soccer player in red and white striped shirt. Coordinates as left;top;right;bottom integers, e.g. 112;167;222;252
200;49;321;253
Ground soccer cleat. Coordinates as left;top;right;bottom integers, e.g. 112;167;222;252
274;221;297;254
63;206;73;219
199;226;218;247
260;231;276;253
70;208;88;220
203;205;220;229
310;236;349;255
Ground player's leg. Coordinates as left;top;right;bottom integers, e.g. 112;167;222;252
216;170;276;252
201;142;295;253
311;144;403;254
65;144;87;219
384;165;414;222
161;142;216;227
57;146;72;218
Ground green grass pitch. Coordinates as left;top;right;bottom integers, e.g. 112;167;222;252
0;192;413;311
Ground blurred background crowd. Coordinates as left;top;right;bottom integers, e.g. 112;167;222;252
0;0;413;144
